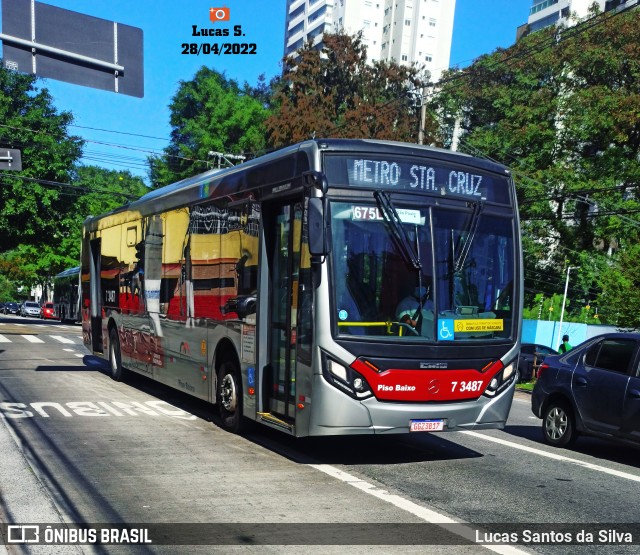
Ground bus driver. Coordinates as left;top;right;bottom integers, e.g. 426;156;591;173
396;286;434;338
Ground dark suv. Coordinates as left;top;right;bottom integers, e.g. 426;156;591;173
532;333;640;448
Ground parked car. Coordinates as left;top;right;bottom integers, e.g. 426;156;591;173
518;343;558;381
532;332;640;448
4;302;20;315
40;302;56;320
20;301;41;318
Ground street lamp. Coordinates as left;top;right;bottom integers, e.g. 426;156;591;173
555;266;576;350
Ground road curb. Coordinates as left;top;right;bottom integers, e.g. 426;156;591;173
515;387;532;395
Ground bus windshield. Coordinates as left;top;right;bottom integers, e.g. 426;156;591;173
330;200;516;342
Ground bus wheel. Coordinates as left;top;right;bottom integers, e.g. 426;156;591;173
217;360;244;434
109;328;124;381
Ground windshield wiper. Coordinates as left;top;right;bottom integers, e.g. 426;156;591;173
374;191;421;271
374;191;430;328
453;200;484;273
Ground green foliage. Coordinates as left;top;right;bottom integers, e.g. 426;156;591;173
0;155;146;293
0;67;85;294
267;32;432;147
0;69;83;251
148;68;270;187
598;243;640;328
0;270;21;301
523;292;600;324
73;166;148;218
522;293;568;322
431;9;640;327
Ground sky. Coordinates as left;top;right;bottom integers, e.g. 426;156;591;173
0;0;532;182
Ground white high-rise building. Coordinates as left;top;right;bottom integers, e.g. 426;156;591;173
283;0;456;82
518;0;634;38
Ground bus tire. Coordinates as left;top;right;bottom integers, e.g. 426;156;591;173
109;327;124;382
217;359;244;434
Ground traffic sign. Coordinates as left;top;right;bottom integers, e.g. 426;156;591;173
1;0;143;97
0;149;22;171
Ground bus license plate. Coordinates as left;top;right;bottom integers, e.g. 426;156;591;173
410;419;444;432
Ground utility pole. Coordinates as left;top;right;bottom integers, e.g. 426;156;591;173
555;266;576;350
418;86;427;145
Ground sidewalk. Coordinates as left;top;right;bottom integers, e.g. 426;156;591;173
0;415;81;554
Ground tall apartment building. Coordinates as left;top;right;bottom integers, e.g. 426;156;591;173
283;0;456;82
518;0;634;38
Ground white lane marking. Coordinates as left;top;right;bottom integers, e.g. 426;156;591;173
21;335;44;343
50;335;75;344
0;334;10;342
462;430;640;483
311;464;527;555
74;354;84;358
63;348;75;352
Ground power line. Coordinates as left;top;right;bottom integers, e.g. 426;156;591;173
0;123;210;167
458;140;640;228
68;124;171;142
0;171;141;200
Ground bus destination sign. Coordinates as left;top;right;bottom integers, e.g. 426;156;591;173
324;155;511;204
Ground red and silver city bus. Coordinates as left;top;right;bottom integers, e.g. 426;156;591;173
81;139;522;436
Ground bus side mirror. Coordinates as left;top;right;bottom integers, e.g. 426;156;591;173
303;171;328;194
308;197;329;257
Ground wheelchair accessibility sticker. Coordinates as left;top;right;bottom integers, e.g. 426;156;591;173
438;319;454;341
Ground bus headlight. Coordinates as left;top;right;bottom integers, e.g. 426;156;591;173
483;360;516;397
353;377;365;392
322;352;373;400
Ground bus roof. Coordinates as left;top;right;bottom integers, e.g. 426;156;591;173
54;266;80;279
83;139;512;231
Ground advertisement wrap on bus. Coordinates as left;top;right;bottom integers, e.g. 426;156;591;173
81;139;523;437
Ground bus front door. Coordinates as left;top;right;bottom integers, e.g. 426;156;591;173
89;238;103;353
264;201;304;425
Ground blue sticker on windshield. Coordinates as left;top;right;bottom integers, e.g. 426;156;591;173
438;319;454;341
338;310;348;321
248;367;255;387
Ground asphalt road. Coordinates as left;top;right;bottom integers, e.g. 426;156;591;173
1;314;639;554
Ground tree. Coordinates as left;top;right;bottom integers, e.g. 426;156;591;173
73;166;148;221
148;68;270;187
430;7;640;323
0;68;83;252
598;243;640;329
0;273;19;302
267;32;433;148
0;164;147;295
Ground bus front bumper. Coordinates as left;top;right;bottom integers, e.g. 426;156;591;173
309;373;515;436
